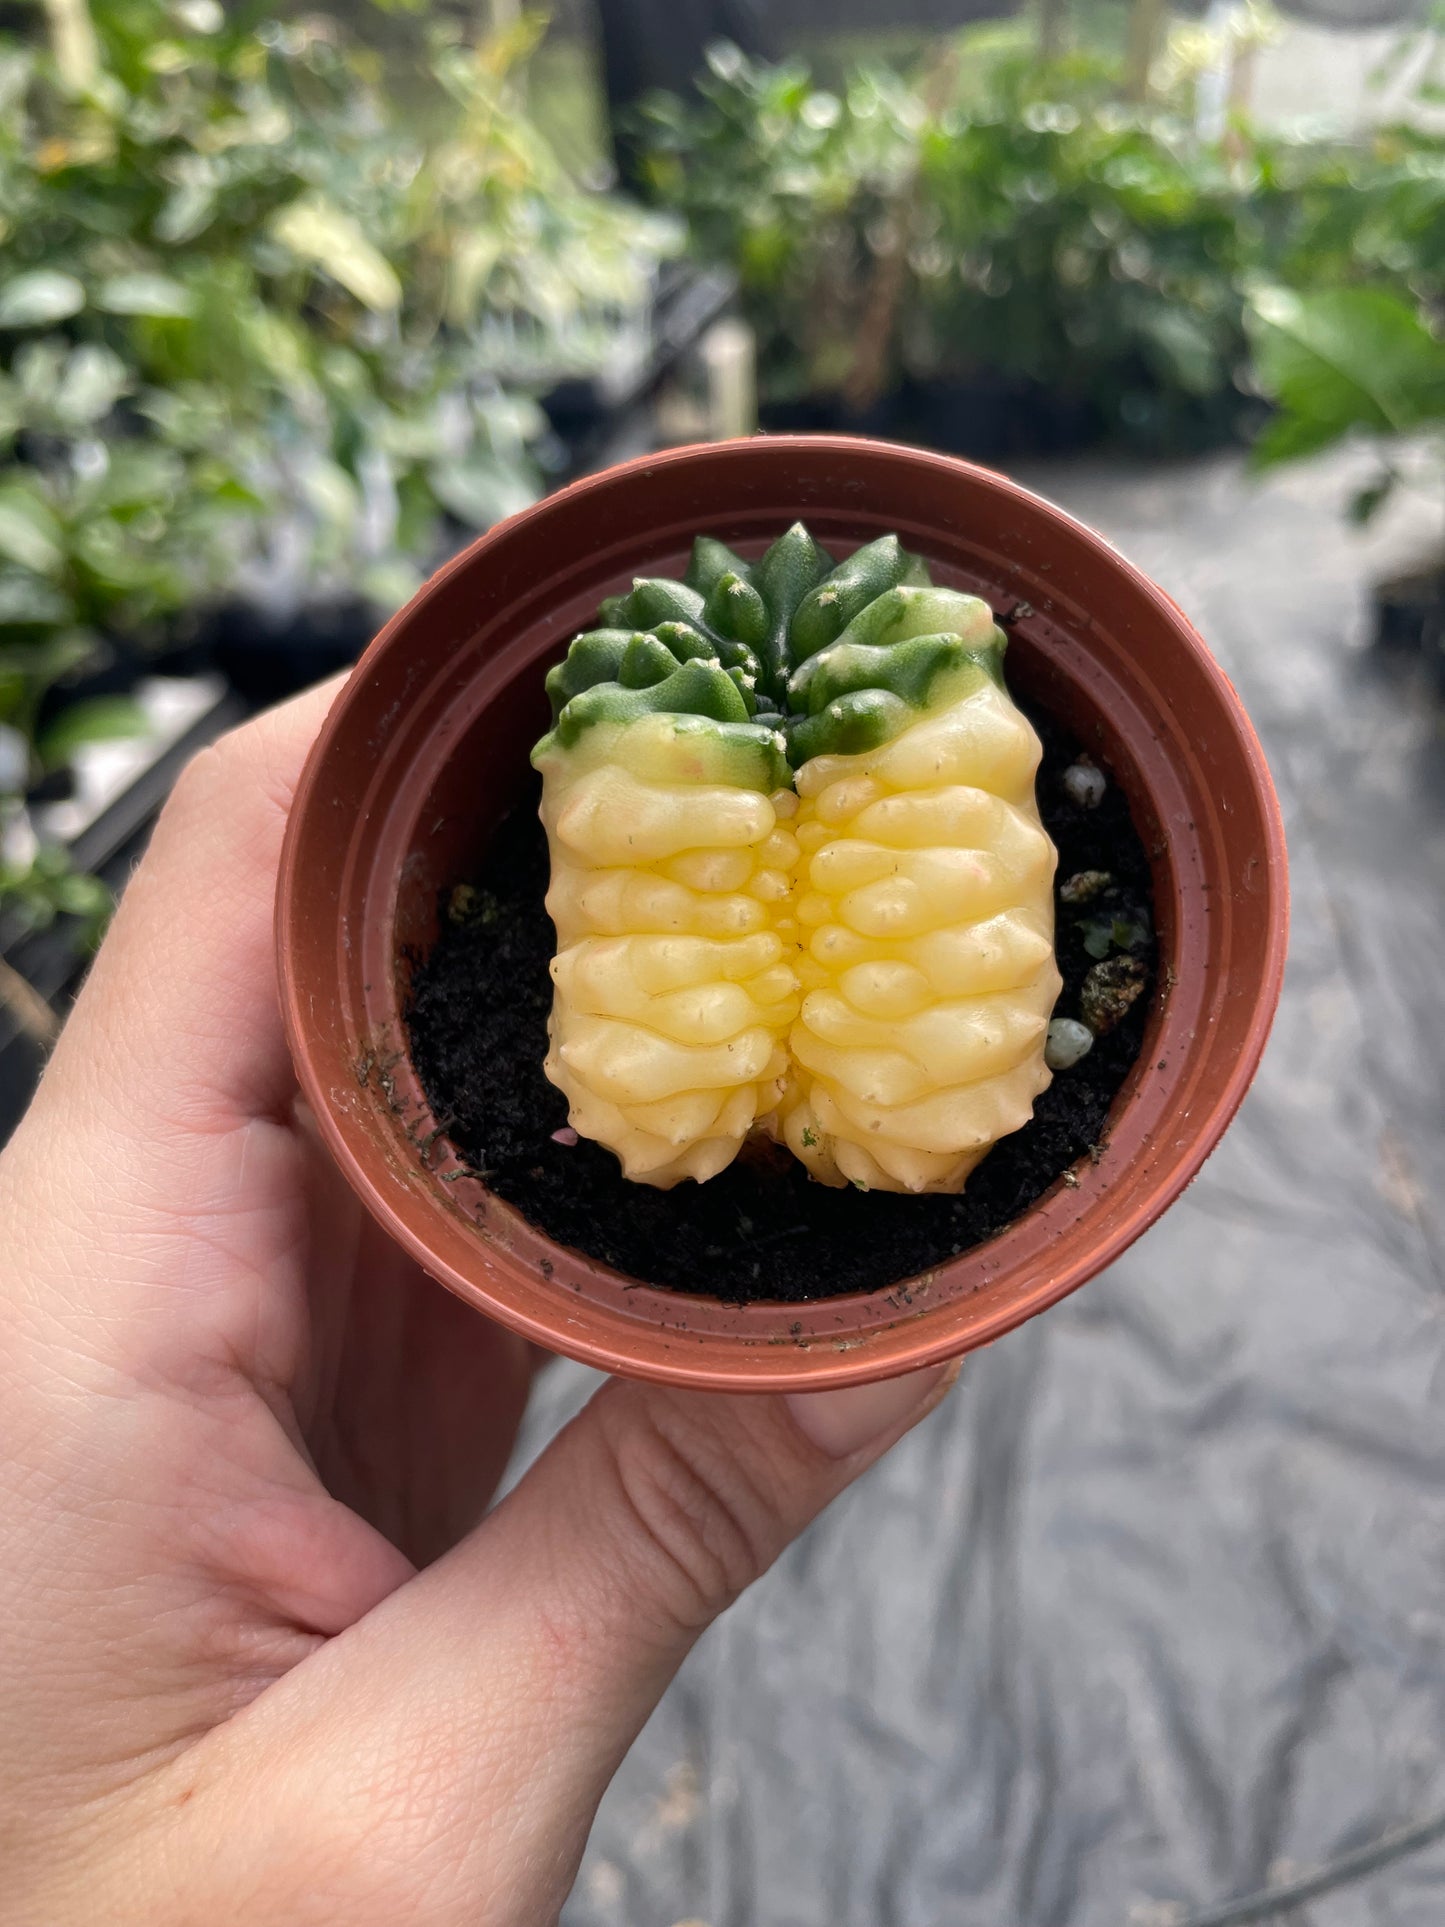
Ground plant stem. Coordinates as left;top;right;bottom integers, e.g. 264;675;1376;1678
1223;29;1258;158
842;50;958;414
42;0;99;91
0;956;61;1048
1038;0;1068;63
1124;0;1165;101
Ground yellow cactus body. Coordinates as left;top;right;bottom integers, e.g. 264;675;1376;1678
779;681;1060;1193
531;528;1064;1197
538;717;802;1186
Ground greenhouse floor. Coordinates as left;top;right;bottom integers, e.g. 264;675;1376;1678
506;446;1445;1927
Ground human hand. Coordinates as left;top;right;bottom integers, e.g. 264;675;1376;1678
0;681;956;1925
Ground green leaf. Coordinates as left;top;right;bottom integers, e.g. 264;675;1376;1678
0;272;86;330
426;456;536;530
1245;287;1445;468
1135;307;1221;398
54;345;128;426
171;0;225;32
1249;409;1353;470
3;629;103;690
358;558;423;614
0;275;86;331
0;489;63;577
95;273;194;319
38;695;150;769
1081;920;1113;960
155;181;218;246
446;229;506;324
0;574;73;627
0;847;113;942
298;457;360;532
0;49;34;125
52;868;114;923
0;377;20;448
1115;916;1150;950
85;443;180;512
1079;914;1150;959
14;340;68;407
1347;473;1396;525
269;195;403;313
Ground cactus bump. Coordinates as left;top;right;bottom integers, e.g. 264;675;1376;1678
531;525;1061;1193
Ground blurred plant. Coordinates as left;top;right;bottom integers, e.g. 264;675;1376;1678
1240;17;1445;516
917;44;1264;447
0;839;112;946
1368;0;1445;113
0;0;670;947
1261;121;1445;320
635;39;1270;442
0;820;111;1044
636;43;926;406
635;32;1444;455
1246;284;1445;527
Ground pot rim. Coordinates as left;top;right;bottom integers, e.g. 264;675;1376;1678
277;435;1289;1390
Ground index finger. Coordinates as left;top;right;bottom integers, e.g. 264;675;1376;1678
38;676;346;1139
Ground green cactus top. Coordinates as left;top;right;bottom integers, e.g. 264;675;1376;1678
531;523;1007;790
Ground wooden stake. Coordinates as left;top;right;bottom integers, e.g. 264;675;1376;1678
0;955;61;1048
42;0;99;91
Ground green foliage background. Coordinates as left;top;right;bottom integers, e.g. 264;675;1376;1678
5;1;1445;955
635;31;1445;456
0;0;670;935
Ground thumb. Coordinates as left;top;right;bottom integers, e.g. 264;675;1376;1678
155;1366;956;1924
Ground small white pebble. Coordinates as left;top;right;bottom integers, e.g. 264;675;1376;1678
1046;1018;1095;1071
1062;758;1107;808
551;1126;579;1146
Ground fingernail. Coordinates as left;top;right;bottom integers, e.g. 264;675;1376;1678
785;1361;957;1460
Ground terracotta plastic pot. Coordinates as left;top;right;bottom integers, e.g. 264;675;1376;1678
277;437;1288;1391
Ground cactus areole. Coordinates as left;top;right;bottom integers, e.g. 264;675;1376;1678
531;526;1062;1194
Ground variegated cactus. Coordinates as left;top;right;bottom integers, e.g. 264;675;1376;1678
531;525;1061;1194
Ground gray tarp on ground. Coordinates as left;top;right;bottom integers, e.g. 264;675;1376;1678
505;448;1445;1927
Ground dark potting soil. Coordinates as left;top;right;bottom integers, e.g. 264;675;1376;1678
406;708;1156;1304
